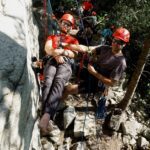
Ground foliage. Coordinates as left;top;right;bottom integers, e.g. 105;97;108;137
52;0;77;12
112;0;150;40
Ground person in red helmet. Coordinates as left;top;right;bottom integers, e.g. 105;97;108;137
82;0;93;17
61;27;130;101
82;1;93;11
112;27;130;43
39;13;79;135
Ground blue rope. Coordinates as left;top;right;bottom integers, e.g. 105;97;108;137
47;0;53;14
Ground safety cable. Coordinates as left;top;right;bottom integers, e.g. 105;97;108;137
73;2;105;149
43;0;48;40
74;0;93;147
74;0;90;83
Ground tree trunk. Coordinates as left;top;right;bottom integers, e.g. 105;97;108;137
118;39;150;111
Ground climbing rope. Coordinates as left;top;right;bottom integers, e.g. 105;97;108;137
74;0;94;146
43;0;48;40
73;2;108;148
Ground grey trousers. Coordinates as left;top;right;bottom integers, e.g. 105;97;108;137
42;59;72;119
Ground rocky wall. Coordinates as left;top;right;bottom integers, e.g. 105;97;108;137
0;0;41;149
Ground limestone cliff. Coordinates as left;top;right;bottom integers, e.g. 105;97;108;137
0;0;41;149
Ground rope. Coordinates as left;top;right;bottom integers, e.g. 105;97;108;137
74;0;93;147
47;0;60;35
73;2;106;148
47;0;53;14
43;0;47;40
74;0;90;83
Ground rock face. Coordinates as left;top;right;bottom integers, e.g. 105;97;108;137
0;0;41;149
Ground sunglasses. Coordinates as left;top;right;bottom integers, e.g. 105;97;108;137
61;21;72;28
112;38;124;45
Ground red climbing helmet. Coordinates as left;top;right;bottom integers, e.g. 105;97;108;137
82;1;93;11
113;27;130;43
92;11;97;16
60;13;75;27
